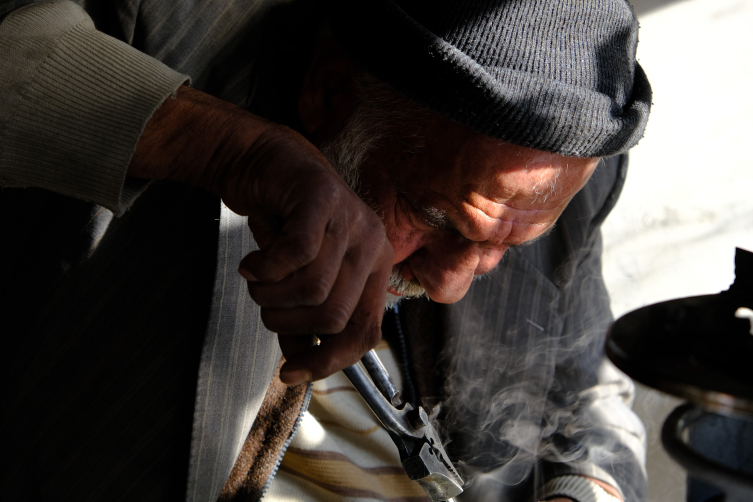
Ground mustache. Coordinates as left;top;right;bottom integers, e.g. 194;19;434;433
388;264;427;298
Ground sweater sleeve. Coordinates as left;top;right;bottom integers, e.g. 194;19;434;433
0;1;189;215
538;475;623;502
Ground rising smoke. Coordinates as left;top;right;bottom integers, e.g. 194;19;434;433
438;236;647;501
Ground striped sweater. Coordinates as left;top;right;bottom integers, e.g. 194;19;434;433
266;340;430;501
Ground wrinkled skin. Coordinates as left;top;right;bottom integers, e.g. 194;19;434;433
357;111;598;304
130;86;393;386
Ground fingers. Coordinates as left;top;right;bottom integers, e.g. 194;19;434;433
275;335;319;386
241;188;335;283
278;251;393;384
244;214;349;309
240;172;391;326
254;245;373;332
220;125;395;383
242;196;394;383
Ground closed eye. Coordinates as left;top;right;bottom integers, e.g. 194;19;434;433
413;202;470;241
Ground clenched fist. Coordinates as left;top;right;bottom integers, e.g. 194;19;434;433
130;86;393;385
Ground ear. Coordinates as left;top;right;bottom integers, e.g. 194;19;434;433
298;40;358;142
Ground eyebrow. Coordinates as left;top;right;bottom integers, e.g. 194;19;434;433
419;205;454;230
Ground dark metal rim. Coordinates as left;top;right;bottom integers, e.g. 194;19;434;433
661;403;753;494
606;340;753;418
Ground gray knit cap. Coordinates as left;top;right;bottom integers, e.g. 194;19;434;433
328;0;652;157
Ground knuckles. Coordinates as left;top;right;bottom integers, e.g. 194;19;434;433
311;304;351;334
258;303;351;336
295;276;331;306
281;231;320;267
362;323;382;352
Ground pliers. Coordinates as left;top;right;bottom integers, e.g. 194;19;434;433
343;350;464;502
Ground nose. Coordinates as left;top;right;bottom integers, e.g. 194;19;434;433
407;239;505;303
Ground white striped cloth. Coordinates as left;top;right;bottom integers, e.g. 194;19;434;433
266;340;430;502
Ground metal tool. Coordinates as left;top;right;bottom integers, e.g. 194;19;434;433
343;350;464;502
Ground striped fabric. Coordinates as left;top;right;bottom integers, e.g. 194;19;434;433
265;341;430;502
188;202;282;502
1;181;221;501
538;475;622;502
0;1;186;214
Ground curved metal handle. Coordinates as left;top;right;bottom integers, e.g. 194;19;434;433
662;403;753;502
344;351;464;501
342;361;416;440
361;349;402;407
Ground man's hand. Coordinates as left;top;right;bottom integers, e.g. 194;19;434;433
130;86;393;385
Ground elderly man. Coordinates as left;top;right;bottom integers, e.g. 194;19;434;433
0;0;650;501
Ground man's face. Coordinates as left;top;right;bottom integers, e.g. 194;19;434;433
351;112;599;304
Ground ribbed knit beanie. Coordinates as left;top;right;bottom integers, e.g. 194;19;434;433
328;0;652;158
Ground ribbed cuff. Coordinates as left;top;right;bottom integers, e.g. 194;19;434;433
537;475;622;502
0;1;190;215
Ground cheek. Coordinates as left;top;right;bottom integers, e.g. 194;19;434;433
359;172;429;264
379;199;429;264
385;225;426;264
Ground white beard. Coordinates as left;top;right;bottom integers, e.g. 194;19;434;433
383;264;427;310
384;292;404;310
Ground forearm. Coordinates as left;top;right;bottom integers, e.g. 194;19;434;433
0;1;188;215
129;85;275;198
128;85;245;185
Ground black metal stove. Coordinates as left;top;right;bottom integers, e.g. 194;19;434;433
606;248;753;502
